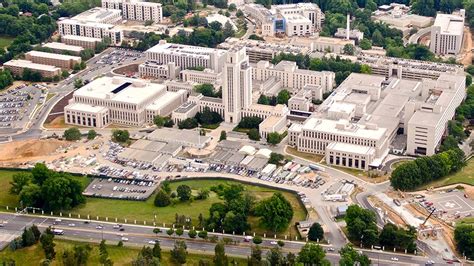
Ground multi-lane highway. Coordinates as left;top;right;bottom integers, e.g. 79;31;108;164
0;212;438;265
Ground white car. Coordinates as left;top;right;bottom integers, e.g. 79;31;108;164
96;225;103;229
121;237;129;241
113;224;120;229
68;223;76;227
270;241;278;245
327;248;335;252
148;240;159;245
391;257;399;261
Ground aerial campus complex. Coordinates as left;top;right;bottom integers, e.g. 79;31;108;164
1;0;474;264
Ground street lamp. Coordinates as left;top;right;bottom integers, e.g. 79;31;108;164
360;234;364;248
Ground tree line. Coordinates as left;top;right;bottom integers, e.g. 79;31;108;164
10;163;86;211
345;205;417;252
0;70;14;91
390;148;465;191
454;224;474;260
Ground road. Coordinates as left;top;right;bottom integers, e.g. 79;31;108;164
0;212;438;265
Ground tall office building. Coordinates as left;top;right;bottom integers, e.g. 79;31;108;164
222;47;252;124
430;10;465;56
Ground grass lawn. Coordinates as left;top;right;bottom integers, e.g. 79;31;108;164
46;93;56;102
458;217;474;225
0;36;14;50
0;239;247;265
423;158;474;188
285;147;324;163
232;127;250;134
201;123;220;130
0;170;306;236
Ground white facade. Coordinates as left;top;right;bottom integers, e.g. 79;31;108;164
259;115;287;140
142;40;227;73
289;72;466;170
272;3;323;31
285;14;313;37
222;47;252;124
252;60;334;93
145;90;187;123
430;11;465;56
139;61;180;79
64;76;184;127
181;69;222;85
58;19;123;45
102;0;163;23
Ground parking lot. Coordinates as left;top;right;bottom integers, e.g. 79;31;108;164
83;177;158;200
418;190;474;220
0;84;42;130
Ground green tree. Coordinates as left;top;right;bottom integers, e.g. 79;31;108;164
411;0;436;16
40;228;56;260
153;115;166;128
236;9;244;17
31;163;50;185
343;44;355;55
154;189;171;207
440;135;459;152
31;224;41;242
112;130;130;143
188;229;197;238
339;244;371;266
267;132;283;145
19;183;42;207
213;241;228;266
228;3;236;11
10;172;31;194
308;222;324;241
248;245;262;264
73;244;92;265
344;205;378;246
238;116;263;129
258;94;271;105
178;118;198;129
170;240;188;264
268;152;285;165
195;83;216;97
266;247;284;265
276;89;290;105
63;127;81;141
22;228;36;247
297;243;330;266
247;128;260;141
73;78;83;89
467;65;474;76
454;224;474;260
176;185;192;201
87;130;97;140
223;21;235;39
359;39;372;50
153;241;162;259
219;130;227;141
198;230;208;239
255;193;293;232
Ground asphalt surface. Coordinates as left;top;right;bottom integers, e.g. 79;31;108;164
0;212;441;265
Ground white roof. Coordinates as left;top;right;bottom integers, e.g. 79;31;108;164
239;145;256;155
255;148;272;159
43;42;84;53
146;91;185;111
73;76;166;105
27;50;81;61
302;118;387;141
326;142;375;155
147;41;227;58
206;14;238;31
64;103;108;113
433;13;464;36
4;59;60;72
73;7;121;23
62;35;102;42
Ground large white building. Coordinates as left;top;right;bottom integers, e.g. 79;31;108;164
64;76;187;127
289;72;466;170
430;10;465;56
101;0;163;23
139;40;227;77
58;8;123;45
252;60;334;93
244;3;323;37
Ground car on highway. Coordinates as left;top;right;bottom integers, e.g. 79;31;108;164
121;237;129;241
391;257;399;261
119;228;125;231
68;223;76;227
270;241;278;245
327;248;335;252
96;225;104;229
113;224;121;229
244;236;253;242
148;240;160;245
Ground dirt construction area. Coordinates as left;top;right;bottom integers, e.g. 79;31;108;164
0;139;87;166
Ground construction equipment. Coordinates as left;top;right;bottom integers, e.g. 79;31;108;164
422;208;436;226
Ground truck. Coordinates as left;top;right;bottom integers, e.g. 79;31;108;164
309;164;325;172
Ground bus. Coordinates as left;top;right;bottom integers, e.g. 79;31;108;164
52;229;64;235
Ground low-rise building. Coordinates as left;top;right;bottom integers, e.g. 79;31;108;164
25;51;82;69
138;61;180;79
43;42;84;55
102;0;163;23
64;76;184;127
252;60;334;93
61;35;103;49
259;115;287;140
4;59;61;78
181;68;222;85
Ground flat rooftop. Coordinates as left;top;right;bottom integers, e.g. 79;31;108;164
62;35;102;42
433;13;464;35
327;142;375;155
148;127;211;147
302;118;387;140
147;41;227;57
129;139;167;152
43;42;84;53
73;76;166;105
26;50;81;61
64;103;108;113
284;14;311;24
4;59;61;72
73;7;121;23
146;91;185;111
59;18;115;29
